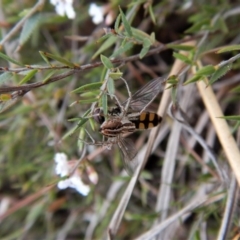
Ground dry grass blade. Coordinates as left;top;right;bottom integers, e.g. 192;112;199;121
135;186;212;240
217;174;238;240
195;62;240;185
153;42;195;239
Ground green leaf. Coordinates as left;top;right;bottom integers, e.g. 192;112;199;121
173;52;192;65
167;44;195;51
72;82;102;93
111;41;134;58
114;13;121;33
78;128;85;151
19;69;38;85
217;45;240;53
148;4;156;24
39;51;52;66
209;64;232;85
0;51;24;66
109;70;123;80
143;38;152;48
185;19;210;33
89;117;96;131
62;109;91;140
219;115;240;121
107;77;115;98
102;93;108;116
217;17;228;34
166;75;179;85
19;14;41;47
42;52;76;68
0;72;13;84
80;90;100;98
92;35;118;59
42;70;57;83
184;75;202;85
131;28;154;43
78;98;98;104
119;7;132;37
100;55;114;69
195;65;216;76
140;46;150;59
139;38;152;59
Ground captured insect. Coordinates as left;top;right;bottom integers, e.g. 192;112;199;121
89;77;166;173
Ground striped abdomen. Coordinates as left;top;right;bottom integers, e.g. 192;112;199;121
130;112;162;129
100;119;135;137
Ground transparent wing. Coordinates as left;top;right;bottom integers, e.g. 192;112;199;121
118;137;139;174
123;77;165;111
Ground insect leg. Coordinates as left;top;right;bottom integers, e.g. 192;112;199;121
119;77;132;117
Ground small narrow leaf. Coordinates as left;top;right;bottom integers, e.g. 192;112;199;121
62;109;91;140
19;69;38;85
166;75;179;85
62;121;84;140
184;75;202;85
219;115;240;121
109;70;123;80
89;117;96;131
185;19;210;33
111;41;134;58
119;7;132;37
100;55;114;69
78;128;85;151
78;98;98;104
39;51;52;66
114;13;121;33
102;93;108;116
92;35;117;59
42;70;57;83
0;52;24;66
139;38;152;59
148;4;156;24
195;65;216;76
209;64;232;85
72;82;102;93
43;52;76;68
131;28;153;43
217;45;240;53
140;46;150;59
107;77;115;98
217;17;228;34
80;90;100;98
173;52;192;65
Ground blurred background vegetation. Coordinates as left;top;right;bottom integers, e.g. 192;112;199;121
1;0;240;239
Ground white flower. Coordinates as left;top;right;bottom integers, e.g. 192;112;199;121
50;0;76;19
89;3;104;24
54;153;69;177
57;176;90;196
54;152;90;196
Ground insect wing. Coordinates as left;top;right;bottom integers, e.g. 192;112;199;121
117;137;138;174
123;77;165;112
